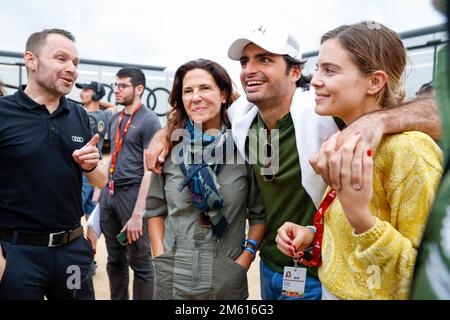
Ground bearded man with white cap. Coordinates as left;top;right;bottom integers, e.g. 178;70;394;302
227;24;336;300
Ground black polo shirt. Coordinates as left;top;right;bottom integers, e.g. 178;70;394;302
0;86;92;232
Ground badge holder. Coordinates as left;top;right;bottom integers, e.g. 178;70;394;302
282;253;307;298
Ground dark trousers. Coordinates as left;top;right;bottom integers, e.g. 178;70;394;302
0;236;94;300
100;185;154;300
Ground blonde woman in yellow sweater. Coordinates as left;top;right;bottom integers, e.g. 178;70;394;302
276;22;443;300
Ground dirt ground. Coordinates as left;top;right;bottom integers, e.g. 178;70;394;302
87;221;262;300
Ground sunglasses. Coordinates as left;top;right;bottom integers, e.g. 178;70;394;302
261;141;275;182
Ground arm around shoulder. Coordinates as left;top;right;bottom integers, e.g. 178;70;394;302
377;98;441;141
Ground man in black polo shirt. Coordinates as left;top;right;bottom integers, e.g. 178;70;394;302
0;29;107;300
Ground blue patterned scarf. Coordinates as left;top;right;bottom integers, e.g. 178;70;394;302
178;119;230;239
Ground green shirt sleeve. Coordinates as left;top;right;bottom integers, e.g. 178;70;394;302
246;165;266;226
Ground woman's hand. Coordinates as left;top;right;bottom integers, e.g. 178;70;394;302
152;250;165;258
276;222;315;257
148;216;166;258
334;133;376;234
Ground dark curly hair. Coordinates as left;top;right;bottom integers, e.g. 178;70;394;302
166;59;237;149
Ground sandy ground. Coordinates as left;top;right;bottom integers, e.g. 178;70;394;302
87;221;262;300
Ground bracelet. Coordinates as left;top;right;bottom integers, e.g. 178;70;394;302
241;238;258;248
305;226;316;252
243;246;256;260
246;239;258;248
306;225;317;235
82;164;98;173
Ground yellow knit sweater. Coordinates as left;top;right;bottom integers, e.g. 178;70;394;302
318;131;443;300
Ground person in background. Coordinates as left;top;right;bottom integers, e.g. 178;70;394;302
76;81;111;275
99;67;161;300
416;81;435;99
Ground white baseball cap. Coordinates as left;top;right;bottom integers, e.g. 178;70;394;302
228;24;302;61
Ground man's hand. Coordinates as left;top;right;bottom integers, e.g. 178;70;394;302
145;128;169;174
310;112;384;191
121;214;143;244
276;222;315;257
72;134;100;172
0;246;6;282
235;251;253;270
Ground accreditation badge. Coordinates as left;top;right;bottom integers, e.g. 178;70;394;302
282;266;307;298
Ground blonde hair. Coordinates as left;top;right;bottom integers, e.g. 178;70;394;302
321;22;406;108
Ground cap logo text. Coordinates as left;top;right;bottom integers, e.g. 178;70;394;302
255;25;266;34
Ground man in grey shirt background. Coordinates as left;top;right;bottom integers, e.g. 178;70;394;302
99;67;161;300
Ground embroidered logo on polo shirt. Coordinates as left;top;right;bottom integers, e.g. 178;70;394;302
72;136;84;143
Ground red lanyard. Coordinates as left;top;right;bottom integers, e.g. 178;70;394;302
298;188;337;268
109;102;142;176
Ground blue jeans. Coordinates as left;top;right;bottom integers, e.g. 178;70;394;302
82;175;95;216
260;260;322;300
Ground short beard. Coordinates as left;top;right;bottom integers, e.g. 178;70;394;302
117;89;135;106
39;79;70;97
35;69;72;97
244;91;264;105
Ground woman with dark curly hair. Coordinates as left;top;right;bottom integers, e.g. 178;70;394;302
146;59;265;300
